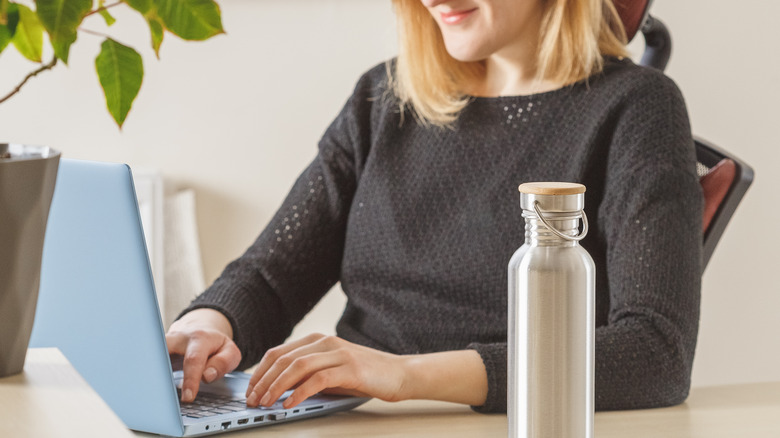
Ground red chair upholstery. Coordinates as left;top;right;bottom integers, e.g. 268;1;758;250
700;158;736;233
694;138;753;270
613;0;650;41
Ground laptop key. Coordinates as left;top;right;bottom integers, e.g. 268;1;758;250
184;413;207;418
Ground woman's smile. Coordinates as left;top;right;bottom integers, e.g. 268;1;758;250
439;7;478;25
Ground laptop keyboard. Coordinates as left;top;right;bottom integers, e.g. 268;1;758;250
179;392;254;418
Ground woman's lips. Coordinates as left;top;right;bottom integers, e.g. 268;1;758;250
440;8;477;25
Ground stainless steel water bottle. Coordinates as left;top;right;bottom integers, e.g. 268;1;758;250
508;182;595;438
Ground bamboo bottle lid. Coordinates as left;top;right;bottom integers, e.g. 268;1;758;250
518;182;586;195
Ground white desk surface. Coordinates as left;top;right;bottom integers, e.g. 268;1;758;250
4;349;779;437
0;348;134;438
141;380;780;438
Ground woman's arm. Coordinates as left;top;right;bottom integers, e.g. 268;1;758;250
168;66;386;400
243;333;489;409
593;71;702;410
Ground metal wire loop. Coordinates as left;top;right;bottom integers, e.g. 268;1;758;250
532;201;589;242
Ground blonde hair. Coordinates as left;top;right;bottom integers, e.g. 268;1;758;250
389;0;628;127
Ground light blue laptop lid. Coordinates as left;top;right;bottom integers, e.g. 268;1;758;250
29;159;184;437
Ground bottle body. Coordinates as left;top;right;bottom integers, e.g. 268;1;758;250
508;184;595;438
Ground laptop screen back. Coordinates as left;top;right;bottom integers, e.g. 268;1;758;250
29;159;183;436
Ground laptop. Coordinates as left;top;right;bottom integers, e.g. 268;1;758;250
29;159;368;437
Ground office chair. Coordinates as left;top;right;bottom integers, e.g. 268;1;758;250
614;0;754;271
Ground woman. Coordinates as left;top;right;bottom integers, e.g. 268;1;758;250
167;0;702;413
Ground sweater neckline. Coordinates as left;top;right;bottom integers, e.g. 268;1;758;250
467;56;630;103
467;83;574;102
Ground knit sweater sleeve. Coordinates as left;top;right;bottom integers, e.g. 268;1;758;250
593;73;702;410
470;71;701;414
180;72;376;370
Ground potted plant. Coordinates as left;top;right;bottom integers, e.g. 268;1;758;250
0;0;223;377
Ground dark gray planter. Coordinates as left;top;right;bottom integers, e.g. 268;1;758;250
0;144;60;377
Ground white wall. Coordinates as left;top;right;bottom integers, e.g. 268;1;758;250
2;1;777;389
650;0;780;388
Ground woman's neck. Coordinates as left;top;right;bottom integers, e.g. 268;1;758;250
472;52;562;97
468;6;560;98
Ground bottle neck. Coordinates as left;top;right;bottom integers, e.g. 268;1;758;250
522;209;582;247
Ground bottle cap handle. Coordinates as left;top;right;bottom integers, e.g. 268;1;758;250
533;201;589;241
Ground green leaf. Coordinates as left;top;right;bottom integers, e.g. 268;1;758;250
12;4;43;62
0;2;18;54
97;0;116;27
148;16;163;58
0;0;8;25
125;0;166;59
0;25;11;54
125;0;152;14
36;0;92;64
155;0;224;41
4;1;17;33
95;38;144;128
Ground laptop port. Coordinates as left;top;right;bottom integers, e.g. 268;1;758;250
253;416;264;422
221;421;231;430
237;418;249;425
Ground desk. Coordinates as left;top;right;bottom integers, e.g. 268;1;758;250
137;382;779;438
0;348;134;438
5;350;779;437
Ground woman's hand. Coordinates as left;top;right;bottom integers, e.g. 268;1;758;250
166;308;242;403
245;334;409;409
244;333;489;409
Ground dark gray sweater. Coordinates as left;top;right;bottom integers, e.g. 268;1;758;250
185;58;702;413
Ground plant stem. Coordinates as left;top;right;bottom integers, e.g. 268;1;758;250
84;1;124;18
0;56;58;105
79;27;112;39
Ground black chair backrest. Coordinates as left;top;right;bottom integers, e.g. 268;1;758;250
615;0;671;70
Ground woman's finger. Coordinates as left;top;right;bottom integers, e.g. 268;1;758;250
282;368;346;409
165;309;237;402
168;329;240;402
245;333;328;397
180;338;210;402
249;349;345;407
202;338;242;383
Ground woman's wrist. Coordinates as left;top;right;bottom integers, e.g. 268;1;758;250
401;350;488;406
175;308;234;340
